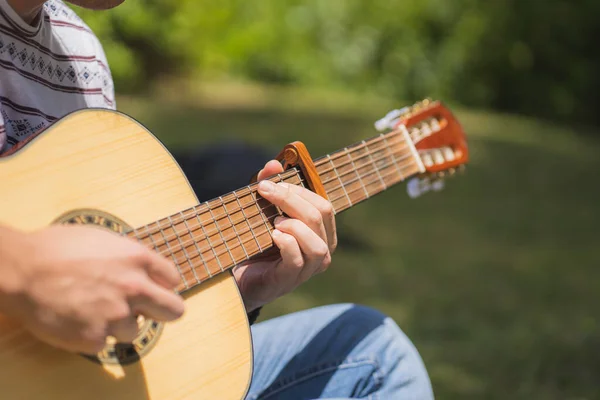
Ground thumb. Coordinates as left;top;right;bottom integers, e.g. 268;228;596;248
257;160;284;181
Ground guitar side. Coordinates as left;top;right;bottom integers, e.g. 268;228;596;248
0;109;253;400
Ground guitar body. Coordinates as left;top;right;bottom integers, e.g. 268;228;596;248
0;110;253;400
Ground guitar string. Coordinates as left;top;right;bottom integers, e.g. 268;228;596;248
174;153;417;269
319;150;414;187
312;130;408;168
132;170;302;244
135;142;416;251
135;143;417;260
157;156;420;281
134;128;409;239
134;136;413;244
171;161;421;286
325;156;417;204
313;132;407;173
314;136;411;184
127;133;418;283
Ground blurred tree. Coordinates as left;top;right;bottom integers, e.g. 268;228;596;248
76;0;600;126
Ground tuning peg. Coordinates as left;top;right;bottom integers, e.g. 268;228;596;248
431;178;445;191
407;177;423;198
407;177;445;199
442;147;455;161
374;107;410;132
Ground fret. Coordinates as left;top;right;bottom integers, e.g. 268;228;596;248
327;162;405;206
221;195;250;263
344;147;370;200
234;189;263;254
187;208;212;281
292;170;308;189
132;227;183;288
323;150;362;207
215;196;238;266
318;135;403;186
205;205;227;272
350;143;385;196
193;209;215;278
379;140;406;188
324;150;355;179
346;142;373;171
273;174;287;218
362;140;387;191
326;154;351;212
252;189;274;243
366;136;401;189
151;223;189;289
179;212;203;283
380;133;404;181
147;222;166;254
341;163;383;204
244;189;272;250
168;215;197;285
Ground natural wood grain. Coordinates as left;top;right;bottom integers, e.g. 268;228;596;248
0;109;252;400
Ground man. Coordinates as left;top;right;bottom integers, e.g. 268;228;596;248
0;0;434;397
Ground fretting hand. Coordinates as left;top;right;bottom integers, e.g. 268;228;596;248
233;160;337;312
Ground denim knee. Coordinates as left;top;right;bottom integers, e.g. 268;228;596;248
343;304;433;397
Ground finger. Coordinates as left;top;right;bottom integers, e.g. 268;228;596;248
273;217;330;277
108;316;139;343
75;339;107;355
140;248;182;290
29;329;105;356
258;180;327;243
130;279;185;322
274;182;337;253
271;229;304;278
257;160;284;181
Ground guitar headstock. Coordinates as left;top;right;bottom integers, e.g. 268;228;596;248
375;99;468;198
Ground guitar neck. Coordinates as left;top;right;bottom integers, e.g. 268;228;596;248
128;127;424;293
315;126;424;213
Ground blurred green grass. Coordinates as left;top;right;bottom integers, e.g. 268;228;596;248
118;83;600;399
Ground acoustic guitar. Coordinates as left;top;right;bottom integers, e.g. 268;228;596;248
0;99;468;399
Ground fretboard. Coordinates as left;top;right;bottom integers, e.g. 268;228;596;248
129;127;423;293
315;127;424;213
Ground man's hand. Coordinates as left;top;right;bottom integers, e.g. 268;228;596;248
0;225;184;354
233;160;337;312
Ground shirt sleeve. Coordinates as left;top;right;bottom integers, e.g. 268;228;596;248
0;104;6;154
93;39;116;110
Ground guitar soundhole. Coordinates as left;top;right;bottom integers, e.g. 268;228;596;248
54;209;164;365
84;317;164;366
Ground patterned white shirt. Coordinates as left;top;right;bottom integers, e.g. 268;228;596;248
0;0;114;152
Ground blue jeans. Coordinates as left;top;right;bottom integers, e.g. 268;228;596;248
246;304;434;400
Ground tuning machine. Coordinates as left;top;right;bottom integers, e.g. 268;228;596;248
374;107;411;132
406;164;466;198
407;176;445;199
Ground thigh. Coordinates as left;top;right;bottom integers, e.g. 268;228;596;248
246;303;433;400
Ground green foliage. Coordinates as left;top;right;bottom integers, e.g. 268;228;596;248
76;0;600;125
